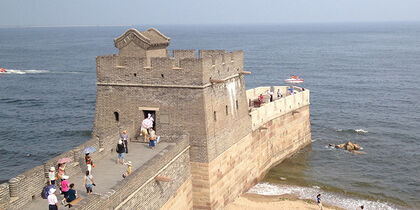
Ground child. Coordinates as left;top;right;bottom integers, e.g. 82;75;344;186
149;128;157;149
122;161;132;178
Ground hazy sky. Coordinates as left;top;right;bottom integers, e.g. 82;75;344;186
1;0;420;26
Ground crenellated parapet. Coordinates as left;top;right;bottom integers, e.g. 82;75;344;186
96;49;244;87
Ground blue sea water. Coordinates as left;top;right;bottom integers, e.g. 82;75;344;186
0;23;419;208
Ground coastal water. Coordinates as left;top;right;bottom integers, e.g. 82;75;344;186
0;23;419;209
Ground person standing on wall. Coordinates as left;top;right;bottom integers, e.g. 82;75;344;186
116;140;126;164
47;188;58;210
48;167;56;186
121;130;128;153
277;89;282;100
149;128;157;149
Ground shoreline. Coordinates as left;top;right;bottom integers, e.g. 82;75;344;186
225;193;343;210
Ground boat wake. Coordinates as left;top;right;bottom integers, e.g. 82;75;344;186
0;69;50;74
248;183;400;210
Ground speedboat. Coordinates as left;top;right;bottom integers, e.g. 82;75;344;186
285;75;304;84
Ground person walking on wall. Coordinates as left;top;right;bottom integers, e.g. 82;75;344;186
60;175;70;205
48;167;56;186
47;188;59;210
83;170;95;195
149;128;157;149
116;140;126;164
85;153;94;174
121;130;128;153
317;194;324;210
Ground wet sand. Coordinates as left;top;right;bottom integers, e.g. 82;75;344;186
225;193;344;210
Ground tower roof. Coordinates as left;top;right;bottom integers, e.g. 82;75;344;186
114;28;170;50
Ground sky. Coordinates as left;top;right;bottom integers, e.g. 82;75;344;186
1;0;420;26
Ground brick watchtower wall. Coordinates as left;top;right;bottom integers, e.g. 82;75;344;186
93;28;311;210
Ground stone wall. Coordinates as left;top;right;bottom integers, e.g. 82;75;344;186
191;105;311;209
0;129;121;210
72;135;192;210
249;90;310;130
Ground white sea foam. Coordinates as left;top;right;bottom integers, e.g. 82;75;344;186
335;128;368;134
355;129;368;134
1;69;49;74
248;182;399;210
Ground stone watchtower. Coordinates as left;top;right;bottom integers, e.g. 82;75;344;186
93;28;252;208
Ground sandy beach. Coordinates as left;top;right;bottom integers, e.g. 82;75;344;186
225;193;343;210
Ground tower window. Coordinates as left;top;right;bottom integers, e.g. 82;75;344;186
214;111;217;121
114;112;119;122
225;105;228;115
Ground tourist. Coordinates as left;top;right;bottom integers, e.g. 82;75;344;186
47;188;58;210
60;175;70;205
121;130;128;153
85;153;94;174
83;170;95;195
317;194;323;210
141;115;153;143
58;163;66;180
65;183;77;204
277;89;282;99
116;140;126;164
258;94;263;102
122;161;132;178
266;89;273;102
48;167;56;185
149;128;157;149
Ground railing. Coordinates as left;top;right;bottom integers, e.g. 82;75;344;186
247;87;310;131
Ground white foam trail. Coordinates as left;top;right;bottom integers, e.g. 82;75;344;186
248;183;399;210
355;129;368;134
1;69;49;74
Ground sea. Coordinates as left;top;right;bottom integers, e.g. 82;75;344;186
0;23;419;209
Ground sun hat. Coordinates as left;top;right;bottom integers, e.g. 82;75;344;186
127;161;132;165
50;167;55;171
62;175;69;180
49;188;56;194
123;130;127;134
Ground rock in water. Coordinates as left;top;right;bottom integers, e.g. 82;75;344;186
345;141;355;151
335;144;345;149
279;177;287;181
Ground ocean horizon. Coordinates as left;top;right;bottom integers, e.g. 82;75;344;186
0;22;419;209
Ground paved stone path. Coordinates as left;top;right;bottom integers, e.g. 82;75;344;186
27;142;170;210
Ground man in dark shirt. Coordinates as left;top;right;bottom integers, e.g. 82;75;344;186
66;183;77;203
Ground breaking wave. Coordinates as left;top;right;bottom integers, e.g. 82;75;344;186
248;182;400;210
